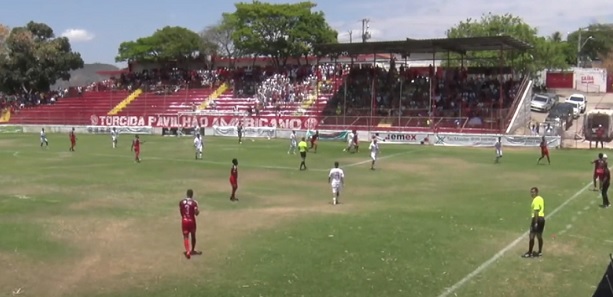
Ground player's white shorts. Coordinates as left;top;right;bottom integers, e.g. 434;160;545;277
112;136;117;142
370;152;377;161
196;145;203;153
496;149;503;157
331;183;342;194
40;137;47;143
347;140;353;147
290;141;296;148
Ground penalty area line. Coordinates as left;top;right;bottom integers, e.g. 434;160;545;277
436;180;594;297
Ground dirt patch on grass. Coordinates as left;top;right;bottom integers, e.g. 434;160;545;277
10;174;367;297
0;139;17;148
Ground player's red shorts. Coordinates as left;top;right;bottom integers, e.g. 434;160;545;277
541;150;549;157
229;177;237;187
596;169;605;180
182;218;196;235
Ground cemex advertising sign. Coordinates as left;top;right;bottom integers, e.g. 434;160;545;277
90;114;320;130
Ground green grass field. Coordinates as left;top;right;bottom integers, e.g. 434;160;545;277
0;133;611;297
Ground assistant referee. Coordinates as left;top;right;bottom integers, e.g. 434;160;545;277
523;187;545;258
298;137;308;170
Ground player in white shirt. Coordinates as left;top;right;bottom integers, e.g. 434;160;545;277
494;136;503;163
328;161;345;205
111;128;118;148
40;128;48;148
193;134;203;160
343;131;354;152
369;137;380;170
288;130;297;154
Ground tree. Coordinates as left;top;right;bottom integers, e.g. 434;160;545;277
566;24;613;66
116;26;203;63
0;21;84;94
200;13;240;66
445;13;569;74
229;1;337;67
0;24;9;57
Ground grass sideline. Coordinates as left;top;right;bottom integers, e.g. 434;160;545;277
0;133;611;297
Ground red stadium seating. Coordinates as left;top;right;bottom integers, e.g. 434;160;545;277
7;91;131;125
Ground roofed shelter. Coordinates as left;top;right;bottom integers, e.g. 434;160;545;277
314;35;532;57
313;36;534;133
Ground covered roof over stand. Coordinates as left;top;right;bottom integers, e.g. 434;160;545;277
314;36;532;56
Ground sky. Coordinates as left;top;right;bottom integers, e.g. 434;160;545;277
2;0;612;67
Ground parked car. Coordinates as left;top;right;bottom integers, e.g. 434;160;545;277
546;102;575;130
564;101;581;119
566;93;587;113
530;93;556;112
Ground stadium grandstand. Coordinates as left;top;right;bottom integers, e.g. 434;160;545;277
1;35;532;134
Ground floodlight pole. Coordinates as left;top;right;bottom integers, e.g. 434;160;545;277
361;19;370;43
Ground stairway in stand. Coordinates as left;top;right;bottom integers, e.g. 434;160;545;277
107;89;143;115
198;83;229;110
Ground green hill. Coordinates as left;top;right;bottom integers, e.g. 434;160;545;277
52;63;120;89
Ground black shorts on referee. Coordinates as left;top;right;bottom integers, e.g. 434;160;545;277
300;151;307;158
530;217;546;233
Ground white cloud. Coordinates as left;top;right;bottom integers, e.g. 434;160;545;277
330;0;613;41
60;29;95;42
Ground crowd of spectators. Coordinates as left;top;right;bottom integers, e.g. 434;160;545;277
2;61;525;127
323;63;524;126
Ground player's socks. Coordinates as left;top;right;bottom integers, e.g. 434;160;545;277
183;238;190;254
333;198;337;205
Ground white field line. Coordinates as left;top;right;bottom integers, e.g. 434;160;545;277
92;150;413;172
437;180;595;297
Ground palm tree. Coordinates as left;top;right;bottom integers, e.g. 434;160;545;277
549;31;563;43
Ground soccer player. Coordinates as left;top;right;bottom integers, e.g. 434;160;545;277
602;164;611;208
298;137;308;170
537;136;550;165
310;130;319;153
111;128;118;148
369;137;380;170
193;134;203;160
179;189;202;259
592;153;606;191
230;158;239;201
40;128;48;148
288;130;297;154
69;128;77;152
328;161;345;205
494;137;502;163
131;135;142;163
237;124;243;144
352;130;359;152
344;130;354;152
523;187;545;258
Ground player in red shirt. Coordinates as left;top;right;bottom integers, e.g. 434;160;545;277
310;130;319;153
179;189;201;259
69;128;77;152
592;153;606;191
352;130;359;152
537;136;550;165
130;135;143;163
230;158;239;201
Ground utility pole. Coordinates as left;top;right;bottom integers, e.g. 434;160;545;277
576;27;594;67
348;30;353;43
360;18;371;43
